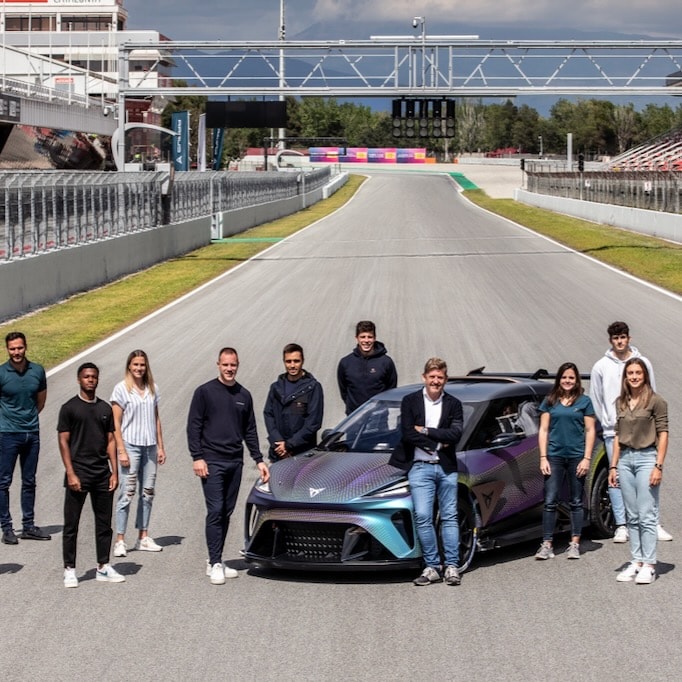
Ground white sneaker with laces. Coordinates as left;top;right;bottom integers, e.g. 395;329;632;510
96;564;126;583
205;559;238;579
63;567;79;588
613;526;628;543
135;536;163;552
209;562;226;585
113;540;127;557
657;525;673;542
635;564;656;584
616;562;641;582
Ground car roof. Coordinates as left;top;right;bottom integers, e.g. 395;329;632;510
371;370;554;404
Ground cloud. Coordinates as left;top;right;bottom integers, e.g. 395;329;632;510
124;0;682;41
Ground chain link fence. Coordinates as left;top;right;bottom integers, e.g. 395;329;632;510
524;165;682;215
0;167;331;260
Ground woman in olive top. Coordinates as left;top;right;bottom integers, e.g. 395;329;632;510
609;357;668;585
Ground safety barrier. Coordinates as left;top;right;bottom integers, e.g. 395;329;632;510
0;167;331;260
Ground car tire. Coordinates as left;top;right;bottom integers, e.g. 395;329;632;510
458;497;477;572
589;467;614;539
244;502;259;543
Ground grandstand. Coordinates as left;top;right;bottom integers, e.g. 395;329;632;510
606;127;682;171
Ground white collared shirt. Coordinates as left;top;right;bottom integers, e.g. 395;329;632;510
414;388;443;462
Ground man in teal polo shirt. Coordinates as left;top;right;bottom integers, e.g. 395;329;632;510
0;332;50;544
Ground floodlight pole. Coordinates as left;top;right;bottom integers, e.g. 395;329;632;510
278;0;286;150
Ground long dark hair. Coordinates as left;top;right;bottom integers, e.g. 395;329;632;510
545;362;583;406
617;357;653;410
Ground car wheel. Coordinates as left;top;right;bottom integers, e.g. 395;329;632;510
244;502;259;543
589;467;614;539
458;497;477;572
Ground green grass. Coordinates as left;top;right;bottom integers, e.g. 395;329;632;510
2;171;678;369
463;189;682;295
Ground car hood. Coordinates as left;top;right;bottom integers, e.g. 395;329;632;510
267;450;404;503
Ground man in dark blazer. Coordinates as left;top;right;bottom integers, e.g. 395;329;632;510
388;357;463;586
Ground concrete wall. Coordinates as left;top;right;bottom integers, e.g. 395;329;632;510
1;173;348;321
514;189;682;244
0;217;210;321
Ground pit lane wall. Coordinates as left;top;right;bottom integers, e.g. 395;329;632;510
0;173;348;322
514;189;682;244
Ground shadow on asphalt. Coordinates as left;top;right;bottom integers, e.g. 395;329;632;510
0;563;22;574
153;535;184;548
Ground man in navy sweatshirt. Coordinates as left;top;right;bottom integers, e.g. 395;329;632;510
187;347;269;585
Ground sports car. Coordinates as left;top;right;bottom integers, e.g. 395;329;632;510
244;369;612;572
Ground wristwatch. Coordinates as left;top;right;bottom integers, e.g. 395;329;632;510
654;463;663;471
420;427;429;436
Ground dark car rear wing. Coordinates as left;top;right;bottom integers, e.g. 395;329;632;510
462;367;592;382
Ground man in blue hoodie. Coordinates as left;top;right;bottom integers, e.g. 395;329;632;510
337;321;398;415
264;343;324;462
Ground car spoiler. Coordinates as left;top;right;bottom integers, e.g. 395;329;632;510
463;367;591;381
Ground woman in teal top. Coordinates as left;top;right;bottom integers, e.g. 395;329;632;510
534;362;596;561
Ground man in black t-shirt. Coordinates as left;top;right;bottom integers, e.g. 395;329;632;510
57;362;125;588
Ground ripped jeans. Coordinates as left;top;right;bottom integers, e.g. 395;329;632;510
115;443;158;535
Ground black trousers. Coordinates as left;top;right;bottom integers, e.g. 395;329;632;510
63;484;113;568
200;459;243;565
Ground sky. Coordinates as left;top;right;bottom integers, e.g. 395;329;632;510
124;0;682;41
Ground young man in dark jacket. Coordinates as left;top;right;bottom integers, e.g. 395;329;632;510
337;321;397;415
264;343;324;462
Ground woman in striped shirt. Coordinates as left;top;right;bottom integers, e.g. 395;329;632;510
111;350;166;557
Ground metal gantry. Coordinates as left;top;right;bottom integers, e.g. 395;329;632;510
118;38;682;99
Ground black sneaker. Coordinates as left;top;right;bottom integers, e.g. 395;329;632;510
413;566;442;586
2;529;19;545
20;526;51;541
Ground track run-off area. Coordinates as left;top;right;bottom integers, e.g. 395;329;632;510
2;170;680;681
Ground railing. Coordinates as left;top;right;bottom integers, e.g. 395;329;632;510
524;167;682;214
0;167;331;260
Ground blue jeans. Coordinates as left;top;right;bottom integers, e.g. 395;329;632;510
0;431;40;531
542;456;584;541
618;447;659;565
115;443;158;535
603;436;627;526
408;462;459;568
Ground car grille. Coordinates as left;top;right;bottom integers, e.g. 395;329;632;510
280;523;345;562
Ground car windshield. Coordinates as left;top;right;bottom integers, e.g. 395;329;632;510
320;399;474;454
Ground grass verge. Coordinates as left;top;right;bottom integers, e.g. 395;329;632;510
0;174;367;369
463;189;682;295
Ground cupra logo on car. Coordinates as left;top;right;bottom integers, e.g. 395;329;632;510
309;487;325;497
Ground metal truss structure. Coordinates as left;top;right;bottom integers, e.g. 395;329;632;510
118;38;682;99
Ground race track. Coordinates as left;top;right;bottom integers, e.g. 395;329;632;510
2;171;680;681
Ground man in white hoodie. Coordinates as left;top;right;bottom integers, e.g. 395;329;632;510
590;321;672;542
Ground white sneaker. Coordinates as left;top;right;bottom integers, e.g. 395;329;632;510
635;564;656;584
96;564;126;583
616;562;641;582
113;540;127;557
205;559;238;579
209;562;226;585
613;526;628;543
657;525;673;542
135;536;163;552
63;567;79;588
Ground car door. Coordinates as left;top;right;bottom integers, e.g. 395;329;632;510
458;395;544;527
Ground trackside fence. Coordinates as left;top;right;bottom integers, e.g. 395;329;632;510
524;165;682;214
0;167;331;260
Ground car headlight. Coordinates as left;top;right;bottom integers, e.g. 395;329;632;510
255;479;271;494
365;480;410;498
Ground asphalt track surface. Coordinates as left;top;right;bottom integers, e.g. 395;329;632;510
1;168;680;681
